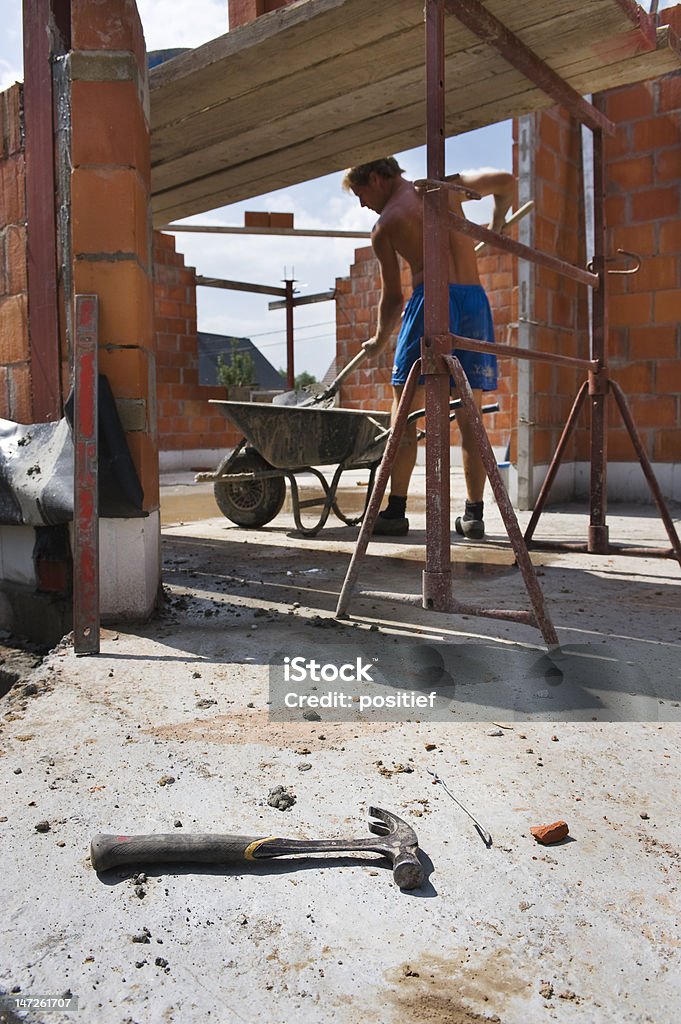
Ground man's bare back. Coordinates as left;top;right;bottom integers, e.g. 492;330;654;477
375;171;514;289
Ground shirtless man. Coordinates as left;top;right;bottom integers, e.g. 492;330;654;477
342;157;514;538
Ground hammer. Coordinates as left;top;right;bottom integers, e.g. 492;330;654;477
90;806;424;890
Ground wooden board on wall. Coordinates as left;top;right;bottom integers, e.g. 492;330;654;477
149;0;680;224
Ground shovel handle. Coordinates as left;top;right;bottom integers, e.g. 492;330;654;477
90;833;280;872
309;347;368;405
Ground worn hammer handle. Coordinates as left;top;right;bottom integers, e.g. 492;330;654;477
90;833;279;872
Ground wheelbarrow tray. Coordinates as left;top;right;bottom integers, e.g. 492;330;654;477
210;400;391;470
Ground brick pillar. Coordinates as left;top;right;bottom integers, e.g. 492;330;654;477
69;0;160;619
0;84;31;423
228;0;296;30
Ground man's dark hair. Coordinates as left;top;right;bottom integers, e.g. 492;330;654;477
342;157;405;190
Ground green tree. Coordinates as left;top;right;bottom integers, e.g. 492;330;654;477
217;340;256;388
295;371;319;390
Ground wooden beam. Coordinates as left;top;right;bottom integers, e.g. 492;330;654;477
161;224;370;238
268;289;335;310
196;275;287;296
22;0;69;421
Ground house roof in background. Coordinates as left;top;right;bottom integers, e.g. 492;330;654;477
198;332;285;389
149;0;680;225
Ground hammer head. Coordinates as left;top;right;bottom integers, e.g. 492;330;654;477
368;806;424;890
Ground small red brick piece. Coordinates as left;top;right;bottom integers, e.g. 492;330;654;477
531;821;569;845
244;211;270;227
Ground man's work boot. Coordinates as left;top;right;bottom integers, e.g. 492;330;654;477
371;494;409;537
372;512;409;537
455;500;485;540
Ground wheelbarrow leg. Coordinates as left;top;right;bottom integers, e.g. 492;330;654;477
288;466;342;536
336;359;421;617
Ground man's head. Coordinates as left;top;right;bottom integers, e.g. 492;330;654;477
342;157;405;213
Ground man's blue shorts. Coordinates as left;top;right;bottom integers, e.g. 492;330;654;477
391;283;497;391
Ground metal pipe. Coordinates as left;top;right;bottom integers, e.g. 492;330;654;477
443;354;559;647
285;278;295;390
422;0;453;613
196;275;287;297
475;199;534;253
524;382;589;544
447;332;599;373
609;380;681;565
23;0;67;420
443;0;615;135
335;360;422;618
448;210;600;288
588;117;609;554
160;225;371;239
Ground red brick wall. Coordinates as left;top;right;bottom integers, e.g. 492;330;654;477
153;231;240;454
602;59;681;463
524;107;589;467
0;84;31;423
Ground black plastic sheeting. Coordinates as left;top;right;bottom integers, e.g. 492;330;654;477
0;376;145;526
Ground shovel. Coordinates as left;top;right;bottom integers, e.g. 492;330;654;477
273;347;368;408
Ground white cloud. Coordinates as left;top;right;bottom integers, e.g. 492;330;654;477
0;58;22;92
136;0;227;51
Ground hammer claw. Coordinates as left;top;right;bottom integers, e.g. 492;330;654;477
368;821;391;837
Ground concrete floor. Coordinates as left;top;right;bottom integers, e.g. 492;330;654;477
1;465;680;1024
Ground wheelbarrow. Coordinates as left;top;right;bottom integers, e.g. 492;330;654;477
196;396;499;537
197;401;391;536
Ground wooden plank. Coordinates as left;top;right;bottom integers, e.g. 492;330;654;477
151;0;618;131
196;275;287;296
150;0;422;130
151;0;630;164
150;2;680;223
151;3;641;194
151;30;678;224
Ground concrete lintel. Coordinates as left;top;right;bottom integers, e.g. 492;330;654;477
68;51;150;123
69;50;139;83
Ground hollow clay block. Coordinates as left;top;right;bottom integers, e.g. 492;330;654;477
531;820;569;845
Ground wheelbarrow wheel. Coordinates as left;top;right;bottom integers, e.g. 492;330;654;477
213;450;286;528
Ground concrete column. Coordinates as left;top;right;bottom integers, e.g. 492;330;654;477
69;0;160;619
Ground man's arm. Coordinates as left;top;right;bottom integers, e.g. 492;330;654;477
458;169;515;233
362;224;404;356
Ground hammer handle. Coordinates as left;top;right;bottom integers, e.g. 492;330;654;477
90;833;280;872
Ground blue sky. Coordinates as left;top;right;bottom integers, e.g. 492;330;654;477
1;1;672;378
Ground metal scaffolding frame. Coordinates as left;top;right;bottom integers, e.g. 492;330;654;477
336;0;681;647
